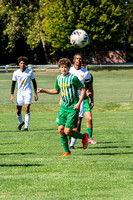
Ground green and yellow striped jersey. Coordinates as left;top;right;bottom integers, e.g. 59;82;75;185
55;73;84;108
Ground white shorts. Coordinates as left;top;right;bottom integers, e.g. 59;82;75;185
16;92;32;106
79;101;84;118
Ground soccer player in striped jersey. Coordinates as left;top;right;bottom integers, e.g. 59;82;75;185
10;56;38;131
69;54;96;149
37;58;89;156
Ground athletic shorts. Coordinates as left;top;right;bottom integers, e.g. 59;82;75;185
16;92;32;106
84;98;91;113
56;107;79;129
79;98;91;117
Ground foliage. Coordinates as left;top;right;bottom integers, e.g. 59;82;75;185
124;0;133;44
41;0;125;55
0;0;131;63
0;0;40;50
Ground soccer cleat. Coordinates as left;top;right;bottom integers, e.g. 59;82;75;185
70;146;75;149
82;133;89;149
17;122;24;131
23;128;28;131
61;152;71;156
88;138;97;144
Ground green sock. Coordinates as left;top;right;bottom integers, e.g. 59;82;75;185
87;128;92;139
67;136;71;143
72;130;85;139
60;135;70;153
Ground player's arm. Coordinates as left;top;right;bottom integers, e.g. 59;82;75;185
32;78;38;101
88;83;94;109
37;88;59;94
85;74;94;109
74;86;86;111
10;81;16;103
85;82;91;97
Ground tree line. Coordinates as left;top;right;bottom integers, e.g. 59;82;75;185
0;0;132;64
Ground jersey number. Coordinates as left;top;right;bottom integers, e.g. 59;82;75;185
21;80;25;85
62;89;66;96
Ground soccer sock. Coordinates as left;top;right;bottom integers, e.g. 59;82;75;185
60;135;70;153
17;113;23;124
70;138;77;147
67;136;71;143
25;113;30;129
87;128;92;139
72;130;85;139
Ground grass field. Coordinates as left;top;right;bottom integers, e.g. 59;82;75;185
0;69;133;199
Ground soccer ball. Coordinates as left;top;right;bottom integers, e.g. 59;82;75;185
70;29;89;48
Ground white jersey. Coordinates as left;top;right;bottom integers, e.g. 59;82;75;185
69;66;91;95
70;66;92;117
12;68;35;94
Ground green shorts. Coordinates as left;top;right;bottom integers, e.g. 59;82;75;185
56;107;79;128
84;98;91;113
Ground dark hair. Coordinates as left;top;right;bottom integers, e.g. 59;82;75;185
58;58;71;68
73;53;83;60
18;56;28;64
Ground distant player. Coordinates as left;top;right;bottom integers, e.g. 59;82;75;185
10;56;38;131
69;53;96;149
37;58;89;156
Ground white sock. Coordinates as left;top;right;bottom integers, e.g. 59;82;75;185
17;113;23;124
25;113;30;129
70;138;77;147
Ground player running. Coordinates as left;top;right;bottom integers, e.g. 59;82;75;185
10;56;38;131
69;53;96;149
37;58;89;156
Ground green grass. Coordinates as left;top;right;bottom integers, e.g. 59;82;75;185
0;69;133;199
0;103;133;200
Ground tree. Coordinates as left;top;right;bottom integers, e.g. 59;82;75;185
41;0;126;58
0;0;49;63
0;0;129;63
124;0;133;44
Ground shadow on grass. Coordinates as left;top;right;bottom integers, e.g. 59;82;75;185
98;142;120;144
86;152;133;156
0;129;57;133
0;164;43;167
0;142;20;145
88;145;132;149
0;152;36;155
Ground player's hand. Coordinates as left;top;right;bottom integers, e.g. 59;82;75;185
10;95;14;103
59;97;62;106
86;90;91;97
34;93;38;101
37;88;43;93
74;103;80;111
90;102;94;109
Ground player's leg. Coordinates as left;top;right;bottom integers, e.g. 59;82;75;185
16;94;24;130
58;125;71;156
65;127;88;149
70;100;84;148
65;110;88;149
24;93;32;131
84;110;96;144
56;108;71;156
70;117;83;149
84;98;96;144
24;104;31;131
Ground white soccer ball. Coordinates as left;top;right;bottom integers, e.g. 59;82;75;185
70;29;89;48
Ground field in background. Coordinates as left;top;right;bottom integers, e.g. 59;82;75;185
0;68;133;104
0;69;133;199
